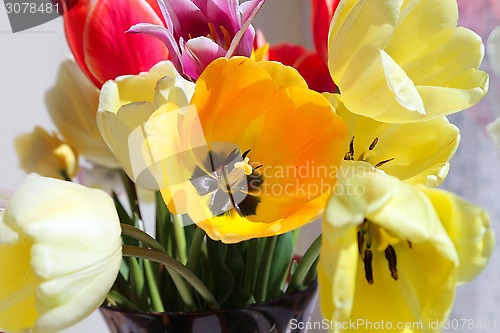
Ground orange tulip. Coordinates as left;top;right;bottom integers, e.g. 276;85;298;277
63;0;169;88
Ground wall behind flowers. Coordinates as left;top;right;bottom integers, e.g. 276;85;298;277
0;1;500;332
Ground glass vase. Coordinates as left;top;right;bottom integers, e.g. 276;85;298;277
100;279;318;333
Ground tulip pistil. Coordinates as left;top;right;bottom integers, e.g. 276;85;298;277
190;147;264;217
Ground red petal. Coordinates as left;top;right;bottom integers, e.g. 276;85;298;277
268;43;310;66
83;0;169;87
295;52;337;93
63;0;101;87
311;0;340;63
253;28;266;50
145;0;167;26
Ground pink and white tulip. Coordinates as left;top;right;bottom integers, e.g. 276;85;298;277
129;0;265;80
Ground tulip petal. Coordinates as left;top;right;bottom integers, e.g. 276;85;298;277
328;0;401;81
46;60;118;168
181;37;227;80
83;0;169;85
312;0;341;63
329;0;488;123
207;0;240;35
422;188;495;284
329;94;460;186
128;23;184;74
164;0;208;38
321;167;460;328
63;0;101;87
268;43;310;67
14;127;78;179
0;175;121;333
386;0;459;65
98;102;157;182
295;52;337;93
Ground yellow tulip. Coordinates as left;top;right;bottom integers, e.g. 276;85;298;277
0;174;122;333
327;94;460;186
15;126;78;180
97;60;195;186
319;162;493;332
328;0;489;123
134;57;348;243
46;60;118;168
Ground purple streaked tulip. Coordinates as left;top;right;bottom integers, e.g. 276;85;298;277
128;0;265;80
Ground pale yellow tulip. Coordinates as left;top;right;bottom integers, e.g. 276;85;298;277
46;60;118;168
0;175;122;333
97;60;195;187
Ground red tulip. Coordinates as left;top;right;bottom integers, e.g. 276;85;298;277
268;0;340;93
63;0;169;88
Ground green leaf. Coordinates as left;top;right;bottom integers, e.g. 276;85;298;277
220;243;253;308
266;232;294;299
206;239;234;305
155;191;174;256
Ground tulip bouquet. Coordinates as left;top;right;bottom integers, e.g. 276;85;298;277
1;0;497;332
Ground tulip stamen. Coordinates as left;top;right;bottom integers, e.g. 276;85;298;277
374;158;395;168
220;25;232;50
369;138;378;150
357;231;364;254
407;240;413;249
384;245;398;280
344;136;355;161
344;136;395;169
363;246;374;285
207;22;218;44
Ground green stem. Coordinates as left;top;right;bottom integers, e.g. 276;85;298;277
243;239;259;296
120;170;142;219
120;225;197;311
255;236;278;303
187;227;206;272
172;214;188;264
286;235;322;293
144;260;165;312
60;169;72;181
121;224;167;253
106;290;140;311
122;245;219;310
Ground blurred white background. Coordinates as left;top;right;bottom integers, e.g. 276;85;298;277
1;1;500;332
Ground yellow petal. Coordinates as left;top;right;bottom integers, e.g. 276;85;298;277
14;126;78;179
46;60;118;168
97;61;195;185
329;0;401;81
0;175;122;333
329;0;489;123
421;187;495;284
327;93;460;186
321;166;459;330
98;102;156;183
386;0;459;66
